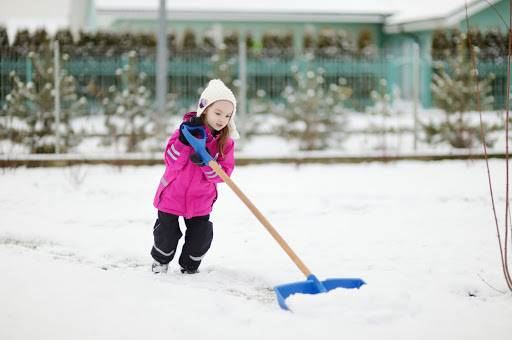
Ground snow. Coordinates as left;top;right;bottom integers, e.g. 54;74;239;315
1;160;511;339
0;106;498;157
94;0;484;26
95;0;472;19
1;0;487;39
0;0;71;40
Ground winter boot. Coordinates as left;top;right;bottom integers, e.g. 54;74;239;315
180;267;199;274
152;261;168;274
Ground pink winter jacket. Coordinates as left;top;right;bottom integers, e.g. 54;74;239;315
153;112;235;219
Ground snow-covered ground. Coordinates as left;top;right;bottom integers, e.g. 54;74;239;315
1;160;511;339
1;107;506;158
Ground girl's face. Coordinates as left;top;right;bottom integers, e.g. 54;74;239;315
204;100;234;132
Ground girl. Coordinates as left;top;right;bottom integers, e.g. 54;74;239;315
150;79;239;274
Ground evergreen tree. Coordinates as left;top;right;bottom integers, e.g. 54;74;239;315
465;29;483;54
427;39;496;148
201;32;216;56
367;79;403;152
303;32;315;55
448;28;462;56
339;30;355;56
245;33;255;53
1;50;87;153
99;31;121;56
0;26;9;48
182;29;198;55
277;61;352;150
356;29;375;58
12;29;31;55
281;32;294;59
260;31;293;58
316;29;338;58
167;32;177;54
135;32;157;57
223;31;239;56
432;29;450;60
100;51;155;152
76;31;96;56
54;29;75;55
262;32;281;57
482;29;506;61
31;29;51;53
208;45;237;91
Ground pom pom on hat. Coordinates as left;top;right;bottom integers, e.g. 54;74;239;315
196;79;239;139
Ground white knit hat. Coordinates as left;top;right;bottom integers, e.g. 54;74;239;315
196;79;239;139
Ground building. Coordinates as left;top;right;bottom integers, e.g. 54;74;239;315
88;0;507;54
0;0;507;107
2;1;506;54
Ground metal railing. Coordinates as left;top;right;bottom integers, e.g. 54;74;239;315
0;47;509;113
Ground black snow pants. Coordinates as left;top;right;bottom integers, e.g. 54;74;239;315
151;210;213;271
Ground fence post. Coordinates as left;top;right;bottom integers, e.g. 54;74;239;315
25;54;32;84
238;30;247;134
156;0;168;117
53;40;61;154
412;42;420;151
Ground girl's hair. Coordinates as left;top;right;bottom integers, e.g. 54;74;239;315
200;110;230;157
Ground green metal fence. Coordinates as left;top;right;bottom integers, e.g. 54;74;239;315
0;49;509;113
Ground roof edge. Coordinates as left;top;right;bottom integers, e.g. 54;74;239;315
384;0;501;33
97;8;392;24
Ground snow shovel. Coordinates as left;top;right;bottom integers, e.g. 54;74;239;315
182;125;366;310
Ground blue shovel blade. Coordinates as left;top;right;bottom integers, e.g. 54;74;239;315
274;274;366;310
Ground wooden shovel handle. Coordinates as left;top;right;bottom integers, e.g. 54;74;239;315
208;160;312;278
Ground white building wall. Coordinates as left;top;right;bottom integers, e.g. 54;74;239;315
0;0;89;40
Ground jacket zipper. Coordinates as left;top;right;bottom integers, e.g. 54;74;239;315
184;133;214;217
183;165;194;218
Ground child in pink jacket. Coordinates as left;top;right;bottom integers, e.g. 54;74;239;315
151;79;239;274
